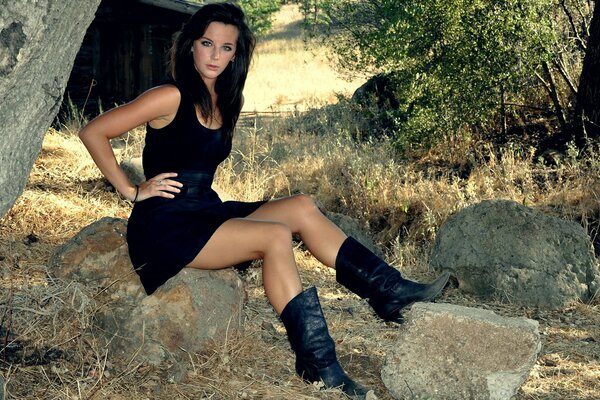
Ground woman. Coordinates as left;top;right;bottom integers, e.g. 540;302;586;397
79;3;449;399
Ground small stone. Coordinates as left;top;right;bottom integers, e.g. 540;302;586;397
24;233;39;245
366;390;379;400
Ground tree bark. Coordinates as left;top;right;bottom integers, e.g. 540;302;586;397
0;0;101;218
573;0;600;147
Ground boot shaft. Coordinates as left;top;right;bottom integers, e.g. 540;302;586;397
279;286;371;399
335;236;399;298
280;287;337;368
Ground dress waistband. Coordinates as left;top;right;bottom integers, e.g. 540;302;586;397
174;170;215;185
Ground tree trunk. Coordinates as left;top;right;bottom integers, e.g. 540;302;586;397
0;0;101;218
542;61;568;133
573;0;600;147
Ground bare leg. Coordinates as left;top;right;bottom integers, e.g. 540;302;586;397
245;194;346;268
186;218;302;314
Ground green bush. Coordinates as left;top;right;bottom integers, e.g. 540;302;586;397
301;0;562;151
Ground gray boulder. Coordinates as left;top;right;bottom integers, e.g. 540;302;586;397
352;72;400;110
325;211;383;258
49;217;246;371
430;200;599;308
120;157;145;185
381;302;541;400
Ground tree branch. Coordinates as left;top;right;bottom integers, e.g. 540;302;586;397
552;58;578;96
502;102;553;112
560;0;587;52
541;61;568;131
576;0;593;37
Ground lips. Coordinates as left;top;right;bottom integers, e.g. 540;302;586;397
206;64;219;71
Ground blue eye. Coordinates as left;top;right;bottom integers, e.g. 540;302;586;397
223;46;233;52
201;40;212;47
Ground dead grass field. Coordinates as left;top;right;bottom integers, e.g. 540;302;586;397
242;5;363;112
1;4;599;400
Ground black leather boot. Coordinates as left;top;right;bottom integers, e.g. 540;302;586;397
280;287;371;400
336;236;450;322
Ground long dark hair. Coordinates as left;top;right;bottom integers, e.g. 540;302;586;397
169;2;255;139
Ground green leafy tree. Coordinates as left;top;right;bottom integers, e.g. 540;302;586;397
320;0;560;150
302;0;598;152
531;0;597;149
296;0;335;31
237;0;282;35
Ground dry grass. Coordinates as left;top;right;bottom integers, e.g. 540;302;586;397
1;4;600;400
242;5;363;113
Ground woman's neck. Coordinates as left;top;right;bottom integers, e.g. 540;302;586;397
202;77;217;97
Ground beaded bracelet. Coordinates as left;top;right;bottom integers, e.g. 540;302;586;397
133;185;139;203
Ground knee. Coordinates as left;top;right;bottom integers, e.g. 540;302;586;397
292;194;319;217
264;221;293;251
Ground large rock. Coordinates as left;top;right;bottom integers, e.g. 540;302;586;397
49;217;246;369
430;200;599;308
105;267;246;366
351;72;400;110
381;302;541;400
325;211;383;258
0;0;101;218
350;72;404;141
49;217;140;294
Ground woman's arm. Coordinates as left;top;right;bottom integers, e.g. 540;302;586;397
78;84;181;201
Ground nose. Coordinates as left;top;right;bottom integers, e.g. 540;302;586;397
211;48;219;60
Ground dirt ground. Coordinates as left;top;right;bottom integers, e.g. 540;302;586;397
1;130;599;400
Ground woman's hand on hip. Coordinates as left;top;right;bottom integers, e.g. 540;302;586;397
136;172;182;202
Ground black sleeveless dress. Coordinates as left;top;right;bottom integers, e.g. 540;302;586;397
127;82;266;295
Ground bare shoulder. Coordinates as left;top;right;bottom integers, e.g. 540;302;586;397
144;83;181;102
144;83;181;112
131;84;180;129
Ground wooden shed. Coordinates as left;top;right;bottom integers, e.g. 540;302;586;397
63;0;201;118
